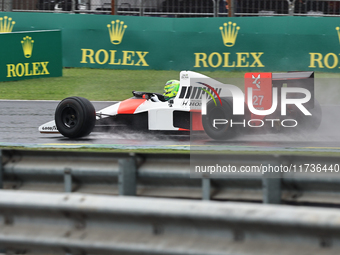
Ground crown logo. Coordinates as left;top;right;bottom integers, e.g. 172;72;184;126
21;36;34;58
0;16;15;33
336;26;340;44
107;20;127;45
219;22;240;47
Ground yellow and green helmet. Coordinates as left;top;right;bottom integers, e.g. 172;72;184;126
163;80;180;100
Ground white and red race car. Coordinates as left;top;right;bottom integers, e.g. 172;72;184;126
39;70;321;140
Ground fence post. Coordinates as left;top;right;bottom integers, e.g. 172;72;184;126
64;168;72;193
111;0;116;15
229;0;235;17
287;0;295;16
3;0;12;12
202;178;211;200
118;157;137;196
139;0;144;16
0;150;2;189
212;0;217;17
71;0;75;12
262;170;281;204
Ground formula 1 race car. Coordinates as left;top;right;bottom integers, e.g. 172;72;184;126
39;70;322;140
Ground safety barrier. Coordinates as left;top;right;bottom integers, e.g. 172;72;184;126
1;12;340;72
1;149;340;205
0;190;339;254
0;30;62;82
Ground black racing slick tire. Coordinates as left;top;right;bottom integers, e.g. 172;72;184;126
55;97;96;138
202;97;245;140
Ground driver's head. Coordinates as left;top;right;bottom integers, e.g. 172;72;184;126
163;80;180;100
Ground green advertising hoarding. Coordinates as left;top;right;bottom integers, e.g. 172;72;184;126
1;12;340;72
0;29;62;81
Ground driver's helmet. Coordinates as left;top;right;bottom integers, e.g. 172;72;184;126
163;80;180;100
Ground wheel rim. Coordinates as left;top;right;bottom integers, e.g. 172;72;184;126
208;107;229;131
61;107;78;128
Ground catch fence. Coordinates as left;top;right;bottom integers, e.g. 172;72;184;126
1;0;340;17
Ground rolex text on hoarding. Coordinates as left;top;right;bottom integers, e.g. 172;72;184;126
309;53;340;69
194;52;265;68
6;62;49;77
80;49;149;66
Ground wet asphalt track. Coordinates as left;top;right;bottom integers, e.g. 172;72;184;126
1;100;340;152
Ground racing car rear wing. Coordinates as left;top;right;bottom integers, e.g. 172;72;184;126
245;71;315;114
274;71;314;110
272;71;314;80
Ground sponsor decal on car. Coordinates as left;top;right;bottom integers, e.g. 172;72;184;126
42;125;58;131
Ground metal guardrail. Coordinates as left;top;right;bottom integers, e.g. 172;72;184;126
0;189;340;254
1;149;340;205
2;0;340;17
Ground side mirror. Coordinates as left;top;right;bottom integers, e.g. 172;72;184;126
142;94;150;100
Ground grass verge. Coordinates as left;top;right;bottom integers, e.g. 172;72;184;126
0;68;246;101
0;68;339;103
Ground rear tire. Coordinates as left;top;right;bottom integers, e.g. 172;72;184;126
202;97;245;140
288;99;322;132
55;97;96;138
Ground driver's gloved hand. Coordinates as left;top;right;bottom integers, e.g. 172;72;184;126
151;94;160;102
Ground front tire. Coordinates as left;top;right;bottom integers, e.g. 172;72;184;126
55;97;96;138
